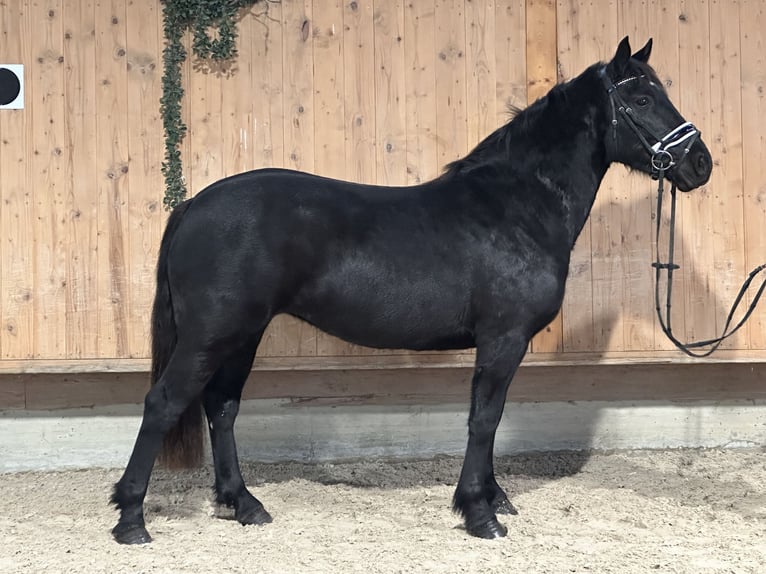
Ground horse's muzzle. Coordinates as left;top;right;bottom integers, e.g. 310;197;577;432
673;141;712;192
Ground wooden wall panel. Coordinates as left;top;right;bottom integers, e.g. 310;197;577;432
95;0;130;358
313;0;346;182
251;1;285;171
465;0;497;153
30;1;68;359
617;0;677;353
5;363;766;411
527;0;561;353
708;0;747;349
187;54;223;196
556;0;610;352
251;1;293;358
310;0;353;357
0;0;763;374
125;0;163;358
220;6;254;179
494;1;527;116
677;0;716;349
63;0;99;358
740;0;766;349
404;0;437;184
263;0;318;357
0;1;35;360
620;0;686;353
374;1;407;186
578;2;625;354
434;0;468;167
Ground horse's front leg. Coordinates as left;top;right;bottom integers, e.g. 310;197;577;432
485;435;518;515
453;331;527;538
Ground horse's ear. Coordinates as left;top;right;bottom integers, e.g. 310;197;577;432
632;38;653;63
608;36;632;77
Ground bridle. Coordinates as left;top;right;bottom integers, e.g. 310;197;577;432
604;69;766;357
602;71;700;176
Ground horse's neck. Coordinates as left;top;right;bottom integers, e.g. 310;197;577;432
534;137;609;247
512;83;611;247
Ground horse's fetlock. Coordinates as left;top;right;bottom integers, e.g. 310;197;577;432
452;483;486;517
111;479;145;510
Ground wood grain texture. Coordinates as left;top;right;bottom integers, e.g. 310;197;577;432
0;1;35;360
556;0;604;352
95;0;130;358
740;0;766;349
677;0;716;347
220;6;255;179
434;0;468;167
0;377;25;410
0;0;761;376
622;0;688;353
465;0;497;160
251;0;285;171
63;0;99;358
126;0;162;358
5;362;765;411
30;1;68;359
375;0;407;186
708;0;747;349
263;0;318;358
330;0;381;358
315;0;376;357
526;0;562;353
617;0;676;352
307;0;356;357
404;0;438;184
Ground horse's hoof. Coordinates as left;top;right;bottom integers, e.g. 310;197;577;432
237;505;273;526
112;523;152;545
492;497;519;516
467;517;508;539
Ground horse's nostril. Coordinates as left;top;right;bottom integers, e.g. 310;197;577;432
695;153;710;175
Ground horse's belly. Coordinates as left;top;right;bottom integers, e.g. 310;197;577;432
286;290;475;351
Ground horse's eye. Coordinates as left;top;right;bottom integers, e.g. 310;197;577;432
636;96;650;107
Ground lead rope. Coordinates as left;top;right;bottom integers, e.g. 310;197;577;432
652;167;766;357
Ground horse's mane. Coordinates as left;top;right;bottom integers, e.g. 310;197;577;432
441;60;661;179
442;66;600;178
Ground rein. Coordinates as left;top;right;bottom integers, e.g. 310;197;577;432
605;70;766;357
651;170;766;357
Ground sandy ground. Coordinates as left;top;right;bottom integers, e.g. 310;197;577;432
0;449;764;573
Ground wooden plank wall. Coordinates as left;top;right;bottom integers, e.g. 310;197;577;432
0;0;763;373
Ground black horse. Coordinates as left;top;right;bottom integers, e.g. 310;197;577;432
111;38;712;544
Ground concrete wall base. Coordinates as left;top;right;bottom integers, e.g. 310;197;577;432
2;399;764;472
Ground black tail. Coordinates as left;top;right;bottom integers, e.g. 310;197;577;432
152;199;204;469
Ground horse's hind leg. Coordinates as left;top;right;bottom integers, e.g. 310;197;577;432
453;331;528;538
111;343;220;544
203;339;272;526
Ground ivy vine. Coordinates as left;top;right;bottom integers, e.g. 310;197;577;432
160;0;265;209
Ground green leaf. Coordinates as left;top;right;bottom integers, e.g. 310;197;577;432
160;0;263;208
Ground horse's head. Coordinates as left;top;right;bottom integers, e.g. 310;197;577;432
603;37;712;192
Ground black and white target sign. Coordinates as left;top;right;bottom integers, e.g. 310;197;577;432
0;65;24;109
